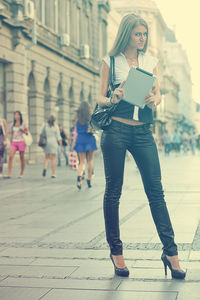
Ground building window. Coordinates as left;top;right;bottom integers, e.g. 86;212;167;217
99;18;107;58
43;78;51;121
37;0;45;23
0;63;6;119
88;3;93;57
57;82;64;124
44;0;51;27
65;0;70;34
102;20;107;57
70;0;80;47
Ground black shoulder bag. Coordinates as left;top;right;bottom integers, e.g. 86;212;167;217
90;56;118;130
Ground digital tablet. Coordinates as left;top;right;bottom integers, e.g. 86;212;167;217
123;67;157;109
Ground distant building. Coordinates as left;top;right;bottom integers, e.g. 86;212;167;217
0;0;110;162
164;29;194;131
193;102;200;133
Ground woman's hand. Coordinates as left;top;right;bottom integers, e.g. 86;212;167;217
112;81;126;104
20;127;28;135
144;87;160;109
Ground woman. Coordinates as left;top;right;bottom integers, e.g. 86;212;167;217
5;111;28;178
0;118;8;178
74;101;97;189
57;124;68;166
41;115;62;178
99;14;185;279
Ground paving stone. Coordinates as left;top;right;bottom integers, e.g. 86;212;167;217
0;265;77;278
30;258;110;269
0;257;35;265
69;264;115;279
132;259;190;269
185;269;200;281
128;267;168;280
40;289;177;300
0;287;50;300
117;280;186;292
132;260;165;268
189;251;200;260
177;283;200;300
182;261;200;269
0;276;121;290
0;248;7;253
0;248;94;259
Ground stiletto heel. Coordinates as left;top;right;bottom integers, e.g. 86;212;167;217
77;176;82;190
163;261;167;276
161;253;186;279
87;179;92;188
110;254;129;277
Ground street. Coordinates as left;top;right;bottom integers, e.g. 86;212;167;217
0;152;200;300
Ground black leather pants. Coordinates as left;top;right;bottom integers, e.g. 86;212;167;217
101;119;178;256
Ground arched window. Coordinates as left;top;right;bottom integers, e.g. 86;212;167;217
44;0;51;27
57;82;64;124
70;0;80;46
88;92;92;105
80;89;84;102
43;77;51;121
69;81;75;128
27;71;37;160
0;63;6;119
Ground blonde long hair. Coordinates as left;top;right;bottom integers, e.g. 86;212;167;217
109;14;149;57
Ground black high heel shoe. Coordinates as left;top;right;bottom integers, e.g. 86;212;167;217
77;176;82;190
161;253;186;279
110;254;129;277
87;179;92;188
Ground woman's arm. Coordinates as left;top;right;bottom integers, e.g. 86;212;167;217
20;124;28;135
10;124;13;142
56;125;63;149
3;119;8;147
3;119;8;140
64;130;68;140
144;67;161;109
98;62;125;107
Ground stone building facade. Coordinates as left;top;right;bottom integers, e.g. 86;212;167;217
164;36;194;132
0;0;110;162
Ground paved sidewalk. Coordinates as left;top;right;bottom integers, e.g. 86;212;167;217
0;152;200;299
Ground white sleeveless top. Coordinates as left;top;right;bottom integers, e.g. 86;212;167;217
102;52;158;120
103;52;158;85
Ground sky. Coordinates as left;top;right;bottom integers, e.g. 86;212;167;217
154;0;200;102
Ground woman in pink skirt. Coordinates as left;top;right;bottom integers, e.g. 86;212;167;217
5;111;28;178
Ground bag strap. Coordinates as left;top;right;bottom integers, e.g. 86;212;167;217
109;56;115;91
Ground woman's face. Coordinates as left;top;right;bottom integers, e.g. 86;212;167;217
14;112;20;121
129;25;148;51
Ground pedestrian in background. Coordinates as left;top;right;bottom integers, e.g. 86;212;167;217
190;131;196;155
0;118;8;178
57;124;68;166
182;131;189;154
69;120;77;152
99;13;185;279
41;115;62;178
173;129;181;153
163;130;171;156
5;111;28;178
74;101;97;189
